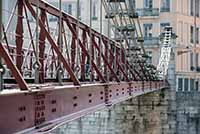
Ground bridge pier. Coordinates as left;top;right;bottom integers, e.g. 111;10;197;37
52;88;176;134
53;87;200;134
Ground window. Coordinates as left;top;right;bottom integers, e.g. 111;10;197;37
178;78;183;91
68;4;72;15
190;78;195;91
133;0;136;9
143;24;153;38
191;52;194;69
62;3;75;16
77;5;81;19
196;53;199;67
190;0;194;16
144;0;153;8
128;0;136;13
160;23;170;33
184;78;189;91
190;26;199;44
191;26;194;43
196;80;199;91
161;0;170;12
62;3;68;12
196;0;200;17
190;0;199;16
92;3;98;20
196;27;199;44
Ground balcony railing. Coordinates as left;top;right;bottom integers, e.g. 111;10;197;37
136;8;159;16
160;7;170;12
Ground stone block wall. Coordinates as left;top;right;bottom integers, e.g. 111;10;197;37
52;88;177;134
53;88;200;134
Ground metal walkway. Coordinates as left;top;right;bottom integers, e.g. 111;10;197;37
0;0;167;133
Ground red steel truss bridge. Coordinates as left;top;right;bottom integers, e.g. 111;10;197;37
0;0;167;133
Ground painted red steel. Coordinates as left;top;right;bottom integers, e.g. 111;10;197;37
0;81;165;134
93;37;120;82
64;17;106;82
16;0;24;74
39;10;47;83
102;39;130;81
25;0;80;85
0;0;167;133
0;43;29;90
81;30;87;81
71;24;77;71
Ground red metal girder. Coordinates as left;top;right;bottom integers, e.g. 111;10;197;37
115;48;142;80
45;18;58;78
0;43;29;90
29;52;33;77
23;3;37;57
117;49;138;80
138;63;148;81
104;43;108;79
126;61;143;80
71;24;77;71
91;35;95;81
27;0;119;51
115;48;140;81
10;48;14;60
2;24;11;54
51;48;57;78
15;0;24;74
39;10;47;83
102;39;129;81
61;21;70;64
64;18;106;83
124;60;137;80
109;45;114;81
0;81;165;134
121;48;125;64
92;37;120;82
25;0;80;85
81;31;87;81
97;38;101;81
26;0;124;80
115;47;120;71
109;49;129;81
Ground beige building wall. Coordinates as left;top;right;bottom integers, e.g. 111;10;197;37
136;0;200;67
136;0;200;91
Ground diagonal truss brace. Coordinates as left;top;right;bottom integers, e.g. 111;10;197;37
24;0;80;85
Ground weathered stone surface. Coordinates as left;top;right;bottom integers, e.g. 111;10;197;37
52;88;200;134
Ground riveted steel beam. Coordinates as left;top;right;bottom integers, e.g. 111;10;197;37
0;81;165;134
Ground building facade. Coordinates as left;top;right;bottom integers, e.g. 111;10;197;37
135;0;200;91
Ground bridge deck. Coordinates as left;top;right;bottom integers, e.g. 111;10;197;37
0;0;167;133
0;81;166;134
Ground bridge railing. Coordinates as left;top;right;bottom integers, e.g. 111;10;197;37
0;0;159;91
0;1;167;133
